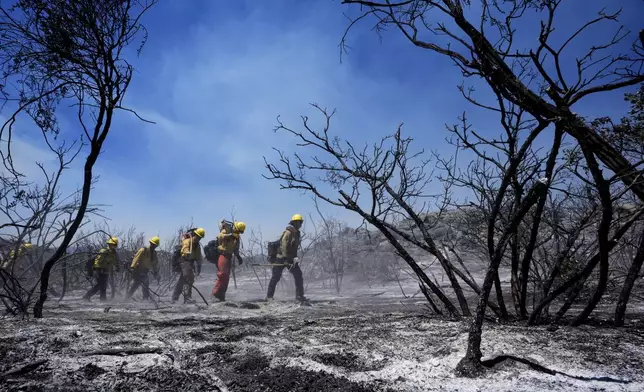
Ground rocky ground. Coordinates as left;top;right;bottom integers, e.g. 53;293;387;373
1;274;644;391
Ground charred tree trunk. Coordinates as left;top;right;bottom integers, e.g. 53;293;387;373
509;182;522;316
518;129;562;318
419;282;441;314
426;240;471;316
554;279;587;323
571;149;612;326
510;236;522;315
493;272;508;319
614;226;644;327
508;124;522;317
34;106;112;318
566;121;644;203
456;181;547;375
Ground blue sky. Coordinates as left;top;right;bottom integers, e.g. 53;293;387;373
4;0;643;245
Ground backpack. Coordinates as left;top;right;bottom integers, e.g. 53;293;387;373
85;257;94;277
204;239;220;263
184;228;197;239
219;220;233;232
267;226;298;262
267;239;280;262
171;228;197;271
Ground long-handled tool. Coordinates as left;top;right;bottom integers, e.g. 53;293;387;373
250;263;291;267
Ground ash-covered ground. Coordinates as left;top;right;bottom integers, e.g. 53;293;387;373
1;273;643;391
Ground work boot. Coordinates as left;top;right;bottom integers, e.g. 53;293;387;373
296;295;309;302
265;297;275;303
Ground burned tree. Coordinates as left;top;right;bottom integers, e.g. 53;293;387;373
337;0;644;374
340;0;644;201
0;0;157;317
0;133;105;315
264;104;492;318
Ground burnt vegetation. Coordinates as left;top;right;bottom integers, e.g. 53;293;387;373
264;0;644;377
1;0;644;389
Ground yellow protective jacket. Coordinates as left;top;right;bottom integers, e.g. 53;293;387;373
93;247;119;271
277;225;300;260
130;246;158;271
1;247;26;270
217;229;240;256
181;237;202;262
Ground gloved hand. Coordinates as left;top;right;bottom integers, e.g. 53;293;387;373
238;256;243;266
293;257;300;265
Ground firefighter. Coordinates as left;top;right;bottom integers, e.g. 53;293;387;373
125;236;160;301
83;237;120;302
266;214;307;302
212;221;245;301
1;242;33;275
172;227;205;303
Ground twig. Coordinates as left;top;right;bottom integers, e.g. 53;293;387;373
79;347;162;356
481;355;631;383
249;263;264;290
0;359;48;378
190;283;209;306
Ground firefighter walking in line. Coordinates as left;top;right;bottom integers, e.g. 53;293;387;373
83;237;121;302
125;236;160;301
212;220;245;302
172;227;205;303
266;214;308;302
1;242;33;274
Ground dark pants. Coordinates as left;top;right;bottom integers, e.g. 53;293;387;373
172;259;195;302
85;269;109;301
110;272;116;299
266;262;304;299
126;270;150;300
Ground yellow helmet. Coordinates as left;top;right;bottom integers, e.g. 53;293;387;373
23;243;33;249
149;236;160;246
107;237;119;246
291;214;304;222
234;221;246;233
194;228;205;238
